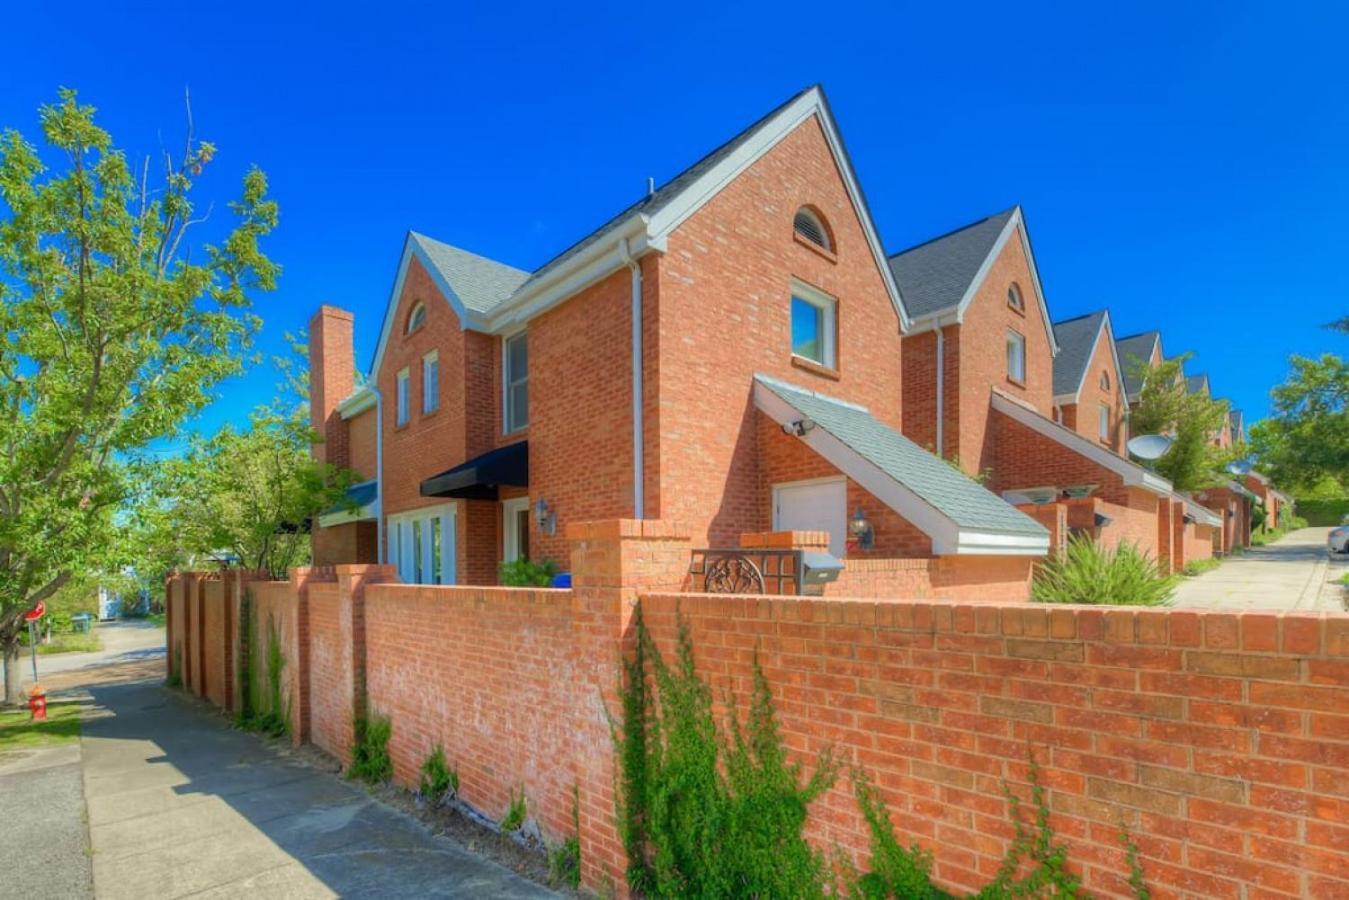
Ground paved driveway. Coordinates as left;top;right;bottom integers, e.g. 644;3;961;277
80;678;555;899
1170;527;1347;611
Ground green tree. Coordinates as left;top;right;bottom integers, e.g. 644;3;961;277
1126;354;1233;491
1248;353;1349;491
0;90;277;703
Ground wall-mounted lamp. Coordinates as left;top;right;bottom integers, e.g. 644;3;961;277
781;418;817;437
848;506;874;551
534;498;556;536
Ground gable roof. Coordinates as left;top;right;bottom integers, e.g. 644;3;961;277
1114;330;1161;399
1052;310;1122;401
886;205;1058;353
1231;409;1245;441
754;374;1049;556
990;388;1173;496
367;85;909;379
1186;373;1210;396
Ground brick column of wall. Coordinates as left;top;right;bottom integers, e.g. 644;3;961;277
1156;498;1176;576
567;519;690;891
333;563;397;759
1017;503;1067;555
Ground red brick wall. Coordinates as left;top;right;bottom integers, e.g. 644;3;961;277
1185;523;1215;565
307;581;348;761
639;592;1349;899
249;580;301;738
347;406;377;481
654;115;905;550
1058;323;1127;455
959;232;1055;476
168;576;187;682
201;578;227;708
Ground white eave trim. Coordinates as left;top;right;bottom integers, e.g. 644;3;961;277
904;207;1059;354
318;492;380;528
1056;312;1125;406
990;390;1173;496
336;385;376;419
754;380;1048;557
1179;496;1223;529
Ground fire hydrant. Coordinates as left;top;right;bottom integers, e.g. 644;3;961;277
28;685;47;721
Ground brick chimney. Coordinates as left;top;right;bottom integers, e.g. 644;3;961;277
309;305;356;469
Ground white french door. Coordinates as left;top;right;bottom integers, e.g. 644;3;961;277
502;496;531;563
387;504;457;585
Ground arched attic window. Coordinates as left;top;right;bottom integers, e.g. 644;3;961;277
1100;370;1111;391
1007;282;1025;312
793;207;832;252
407;302;427;333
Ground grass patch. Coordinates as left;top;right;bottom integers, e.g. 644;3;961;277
418;744;458;804
501;785;527;833
1181;557;1222;577
1338;573;1349;587
0;700;82;749
349;714;393;784
147;612;166;627
35;633;102;655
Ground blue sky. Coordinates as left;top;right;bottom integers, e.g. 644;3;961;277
5;1;1345;445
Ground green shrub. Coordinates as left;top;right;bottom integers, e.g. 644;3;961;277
1293;498;1349;526
498;558;559;587
501;785;527;833
418;744;458;803
613;605;837;898
238;612;289;737
548;784;582;889
1181;558;1221;577
166;644;183;688
1032;535;1175;606
349;715;393;784
848;769;949;899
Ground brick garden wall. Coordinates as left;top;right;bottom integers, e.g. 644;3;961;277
201;578;227;709
248;580;302;739
167;519;1349;898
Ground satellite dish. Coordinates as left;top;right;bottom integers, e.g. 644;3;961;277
1127;433;1173;460
1226;460;1252;475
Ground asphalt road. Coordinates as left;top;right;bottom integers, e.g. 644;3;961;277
1170;527;1348;611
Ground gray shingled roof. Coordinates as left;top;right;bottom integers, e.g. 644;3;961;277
412;86;818;317
1186;373;1210;395
410;233;531;315
755;375;1047;538
1231;409;1245;440
886;208;1016;318
1114;330;1159;398
1052;310;1107;398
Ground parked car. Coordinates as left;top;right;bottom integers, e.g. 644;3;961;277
1329;523;1349;554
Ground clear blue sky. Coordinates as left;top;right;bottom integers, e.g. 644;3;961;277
5;1;1345;445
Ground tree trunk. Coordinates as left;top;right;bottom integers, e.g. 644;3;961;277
2;642;23;706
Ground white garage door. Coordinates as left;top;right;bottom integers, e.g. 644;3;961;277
772;477;846;556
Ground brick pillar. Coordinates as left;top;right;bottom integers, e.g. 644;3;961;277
333;563;397;761
309;305;356;470
164;573;176;682
567;519;690;892
1156;498;1175;576
1172;508;1186;573
1016;503;1068;555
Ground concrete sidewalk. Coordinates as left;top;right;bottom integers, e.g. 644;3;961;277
1170;527;1346;611
80;679;554;899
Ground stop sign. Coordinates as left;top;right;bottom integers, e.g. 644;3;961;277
23;601;45;622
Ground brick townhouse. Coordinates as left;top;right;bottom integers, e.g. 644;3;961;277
308;86;1050;598
888;210;1220;573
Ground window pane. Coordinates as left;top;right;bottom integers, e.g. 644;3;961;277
397;372;410;425
507;333;527;377
517;509;530;561
412;519;423;584
791;296;822;362
431;517;442;585
509;382;529;431
424;359;439;413
1006;333;1025;382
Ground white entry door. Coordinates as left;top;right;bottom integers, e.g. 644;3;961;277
772;477;847;556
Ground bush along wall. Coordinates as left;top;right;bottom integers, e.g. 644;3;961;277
1293;498;1349;526
612;605;1149;899
235;590;289;737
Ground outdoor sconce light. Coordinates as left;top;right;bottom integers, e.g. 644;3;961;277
534;498;556;536
848;506;874;551
781;418;816;437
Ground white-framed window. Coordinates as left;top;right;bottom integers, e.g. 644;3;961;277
793;207;832;251
395;368;410;426
1008;283;1025;312
502;496;531;563
407;302;427;333
422;350;439;414
790;280;837;368
387;504;456;585
1006;330;1026;383
1099;403;1111;442
1100;370;1111;391
503;331;528;433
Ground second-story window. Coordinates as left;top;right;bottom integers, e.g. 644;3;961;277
396;369;410;426
1008;283;1025;312
1099;403;1111;442
504;331;528;432
1100;370;1111;391
407;302;427;333
423;350;439;414
793;207;832;252
790;281;837;369
1006;330;1026;384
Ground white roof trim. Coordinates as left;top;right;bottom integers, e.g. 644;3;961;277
991;389;1173;496
754;381;1048;557
907;207;1059;354
1054;311;1126;407
1178;495;1223;528
336;385;376;419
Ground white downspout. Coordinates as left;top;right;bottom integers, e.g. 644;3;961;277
934;328;945;458
374;386;385;563
619;239;645;518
